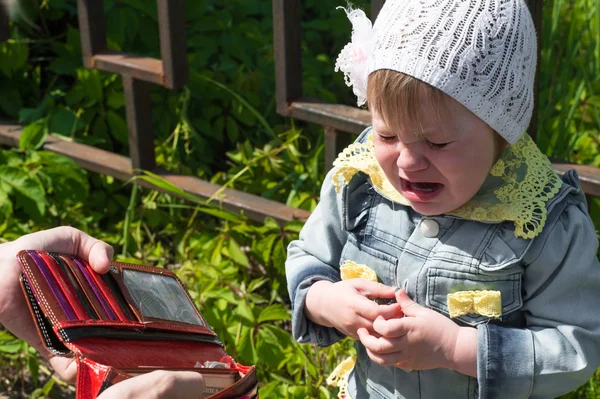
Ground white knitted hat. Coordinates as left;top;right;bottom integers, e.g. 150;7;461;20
335;0;537;144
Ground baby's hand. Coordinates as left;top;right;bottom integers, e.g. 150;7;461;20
305;280;402;339
357;289;476;374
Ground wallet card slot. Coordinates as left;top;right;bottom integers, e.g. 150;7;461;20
62;326;224;346
49;253;99;320
84;265;131;322
71;257;118;321
38;251;90;320
60;255;112;320
28;250;78;320
101;273;136;321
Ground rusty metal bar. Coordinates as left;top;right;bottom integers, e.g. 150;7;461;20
77;0;107;69
324;127;355;172
153;169;311;223
3;123;599;206
290;101;371;135
551;163;600;198
0;4;9;42
0;122;311;224
371;0;386;20
122;77;156;171
93;52;165;85
324;127;338;172
273;0;303;116
157;0;188;89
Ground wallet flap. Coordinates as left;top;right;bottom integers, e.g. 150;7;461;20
72;337;230;370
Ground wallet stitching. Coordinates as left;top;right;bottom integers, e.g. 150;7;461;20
20;252;70;344
23;277;63;354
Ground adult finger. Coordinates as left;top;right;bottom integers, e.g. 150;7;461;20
16;227;113;274
98;370;205;399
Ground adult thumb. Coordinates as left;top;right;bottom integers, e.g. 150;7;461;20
395;289;421;316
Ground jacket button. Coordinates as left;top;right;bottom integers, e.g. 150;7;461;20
419;218;439;238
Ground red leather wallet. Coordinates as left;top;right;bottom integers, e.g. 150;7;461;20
17;250;258;399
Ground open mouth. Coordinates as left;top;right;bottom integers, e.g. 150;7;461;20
400;178;444;201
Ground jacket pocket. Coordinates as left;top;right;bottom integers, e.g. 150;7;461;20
341;236;398;287
426;268;523;326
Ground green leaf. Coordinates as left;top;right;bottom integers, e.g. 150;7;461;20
0;185;14;218
106;110;129;146
0;80;22;117
227;238;249;266
49;107;84;136
0;342;22;353
0;165;47;219
0;41;29;77
77;69;104;105
235;301;255;323
226;116;239;142
257;304;290;324
236;325;256;364
19;120;47;151
256;327;284;366
27;354;40;385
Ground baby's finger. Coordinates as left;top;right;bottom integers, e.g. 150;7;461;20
376;303;403;320
365;347;406;367
341;316;378;339
353;296;389;321
352;280;396;299
373;315;411;338
358;329;404;355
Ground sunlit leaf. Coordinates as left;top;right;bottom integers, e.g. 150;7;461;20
227;238;249;266
19;120;47;151
257;304;290;324
234;301;255;324
0;165;47;219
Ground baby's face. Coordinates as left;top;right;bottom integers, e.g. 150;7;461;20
372;97;502;216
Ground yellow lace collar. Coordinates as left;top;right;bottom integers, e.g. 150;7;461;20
332;132;563;239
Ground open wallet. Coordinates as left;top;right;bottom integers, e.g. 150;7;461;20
17;250;258;399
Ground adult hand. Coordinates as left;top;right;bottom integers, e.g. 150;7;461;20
357;289;477;376
97;370;205;399
0;226;113;383
305;279;402;339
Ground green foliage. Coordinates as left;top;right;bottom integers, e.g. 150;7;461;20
0;0;599;397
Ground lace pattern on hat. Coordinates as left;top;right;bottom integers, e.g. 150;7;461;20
335;0;537;144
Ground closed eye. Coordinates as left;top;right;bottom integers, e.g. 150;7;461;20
377;134;397;143
426;140;450;149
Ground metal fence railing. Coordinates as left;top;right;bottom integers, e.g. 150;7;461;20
0;1;598;223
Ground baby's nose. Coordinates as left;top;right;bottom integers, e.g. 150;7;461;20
396;146;429;172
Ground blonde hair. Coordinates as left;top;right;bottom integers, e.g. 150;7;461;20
367;69;445;138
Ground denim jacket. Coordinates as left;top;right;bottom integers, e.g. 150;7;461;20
286;129;600;398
